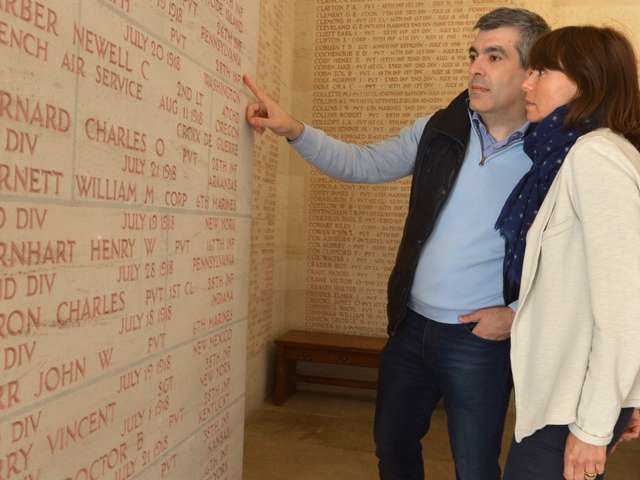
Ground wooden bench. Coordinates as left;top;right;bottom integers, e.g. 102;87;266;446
273;330;387;405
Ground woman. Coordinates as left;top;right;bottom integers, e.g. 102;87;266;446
495;26;640;479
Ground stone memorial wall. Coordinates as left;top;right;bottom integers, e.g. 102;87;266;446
245;0;293;414
3;0;640;477
0;0;257;478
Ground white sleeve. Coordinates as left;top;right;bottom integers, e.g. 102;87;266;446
566;136;640;445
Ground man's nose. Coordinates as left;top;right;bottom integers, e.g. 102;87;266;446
469;58;484;76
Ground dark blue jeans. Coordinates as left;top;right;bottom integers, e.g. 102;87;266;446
374;309;512;480
504;408;634;479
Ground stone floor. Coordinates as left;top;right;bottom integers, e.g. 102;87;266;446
243;391;640;480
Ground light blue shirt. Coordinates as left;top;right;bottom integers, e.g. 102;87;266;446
408;114;528;322
290;114;529;323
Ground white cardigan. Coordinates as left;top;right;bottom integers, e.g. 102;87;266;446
511;129;640;446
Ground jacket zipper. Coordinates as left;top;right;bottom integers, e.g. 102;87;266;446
480;139;524;166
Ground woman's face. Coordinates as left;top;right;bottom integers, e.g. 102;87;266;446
521;68;578;122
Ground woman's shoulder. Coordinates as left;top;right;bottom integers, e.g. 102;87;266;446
573;128;638;156
567;128;640;176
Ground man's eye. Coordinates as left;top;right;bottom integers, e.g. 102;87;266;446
537;69;546;76
469;54;477;62
489;55;501;62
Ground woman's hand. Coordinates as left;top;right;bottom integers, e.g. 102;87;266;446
564;432;606;480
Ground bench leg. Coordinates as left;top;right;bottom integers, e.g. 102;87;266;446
274;346;296;405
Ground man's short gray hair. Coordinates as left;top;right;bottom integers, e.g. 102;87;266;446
474;8;550;68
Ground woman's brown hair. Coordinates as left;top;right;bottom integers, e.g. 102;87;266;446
529;26;640;149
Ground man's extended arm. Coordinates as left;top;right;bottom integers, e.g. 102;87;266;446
244;75;425;183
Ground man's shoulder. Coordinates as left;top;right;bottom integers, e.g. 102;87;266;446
417;92;471;143
411;115;431;132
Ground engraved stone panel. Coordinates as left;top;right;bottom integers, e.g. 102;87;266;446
1;0;256;478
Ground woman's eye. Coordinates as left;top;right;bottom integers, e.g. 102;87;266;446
537;69;546;76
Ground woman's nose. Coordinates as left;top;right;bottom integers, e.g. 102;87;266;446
521;71;535;92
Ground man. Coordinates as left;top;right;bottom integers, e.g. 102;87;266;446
244;8;549;480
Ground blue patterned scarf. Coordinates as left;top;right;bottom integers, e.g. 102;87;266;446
495;105;595;294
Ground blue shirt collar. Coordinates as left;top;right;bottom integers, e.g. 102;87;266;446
469;109;530;161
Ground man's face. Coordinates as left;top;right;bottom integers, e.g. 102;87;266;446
468;27;529;118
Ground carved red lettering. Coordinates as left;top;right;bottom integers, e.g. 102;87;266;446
34;357;87;398
0;240;75;268
1;341;36;371
16;207;47;229
64;443;127;480
0;90;71;132
5;128;39;154
10;410;41;443
0;21;49;61
0;0;58;34
73;23;133;72
0;275;16;300
84;118;147;152
0;307;41;337
0;163;63;195
164;190;187;207
95;65;143;101
0;380;21;411
60;51;86;77
46;402;116;454
56;291;126;326
74;175;137;202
